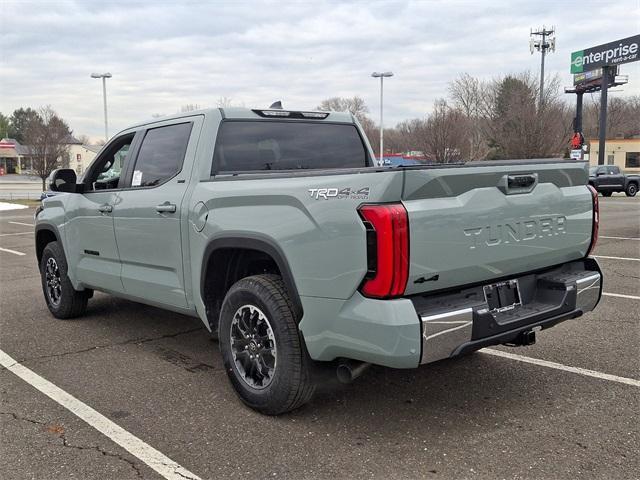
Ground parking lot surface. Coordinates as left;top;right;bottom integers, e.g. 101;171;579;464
1;195;638;480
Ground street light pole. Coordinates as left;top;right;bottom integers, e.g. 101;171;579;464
91;72;112;141
371;71;393;165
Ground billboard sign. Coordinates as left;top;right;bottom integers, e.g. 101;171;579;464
573;66;618;86
571;34;640;73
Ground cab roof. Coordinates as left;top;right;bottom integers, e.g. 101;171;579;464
128;107;355;130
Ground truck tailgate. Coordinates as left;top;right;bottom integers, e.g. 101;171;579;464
401;161;593;295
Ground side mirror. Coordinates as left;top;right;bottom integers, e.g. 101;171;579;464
48;168;78;193
596;171;606;176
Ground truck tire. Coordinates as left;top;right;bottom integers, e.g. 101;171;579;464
218;274;315;415
40;241;88;319
626;183;638;197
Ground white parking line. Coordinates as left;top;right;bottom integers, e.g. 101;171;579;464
603;292;640;300
0;232;32;237
0;349;202;480
0;247;26;256
593;255;640;262
599;236;640;241
482;349;640;387
8;221;34;227
602;201;640;206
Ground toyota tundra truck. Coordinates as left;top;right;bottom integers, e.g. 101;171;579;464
35;107;602;414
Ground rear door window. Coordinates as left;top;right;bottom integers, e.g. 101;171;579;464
131;122;193;187
213;121;370;173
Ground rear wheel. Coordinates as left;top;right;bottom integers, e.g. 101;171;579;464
626;183;637;197
40;241;89;319
218;274;315;415
601;191;612;197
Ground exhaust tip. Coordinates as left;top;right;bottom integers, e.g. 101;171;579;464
336;360;371;384
336;364;353;384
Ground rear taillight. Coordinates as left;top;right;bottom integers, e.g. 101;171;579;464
358;203;409;298
586;185;599;256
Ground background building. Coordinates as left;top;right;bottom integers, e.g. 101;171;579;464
66;140;100;176
588;138;640;173
0;137;99;176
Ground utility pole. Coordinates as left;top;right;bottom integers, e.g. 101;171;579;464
91;72;112;141
371;71;393;165
530;26;555;108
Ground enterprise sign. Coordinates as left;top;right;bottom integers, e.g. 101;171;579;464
571;35;639;73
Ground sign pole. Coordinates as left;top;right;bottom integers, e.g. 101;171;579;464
597;66;610;165
575;91;583;133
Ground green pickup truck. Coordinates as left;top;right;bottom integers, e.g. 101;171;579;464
35;107;602;414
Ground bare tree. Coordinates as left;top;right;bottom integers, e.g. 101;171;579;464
422;100;470;163
76;134;91;145
180;104;201;113
384;119;429;155
24;107;72;190
449;73;491;160
583;94;640;139
317;96;369;122
216;97;234;108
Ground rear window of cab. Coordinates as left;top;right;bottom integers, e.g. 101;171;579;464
212;121;371;173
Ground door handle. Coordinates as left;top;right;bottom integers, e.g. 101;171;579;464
98;204;113;213
156;202;177;214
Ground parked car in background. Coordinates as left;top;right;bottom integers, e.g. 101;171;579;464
588;165;639;197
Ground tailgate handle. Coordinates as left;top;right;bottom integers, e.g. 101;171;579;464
508;174;536;188
499;173;538;194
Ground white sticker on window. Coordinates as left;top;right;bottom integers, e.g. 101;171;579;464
132;170;143;187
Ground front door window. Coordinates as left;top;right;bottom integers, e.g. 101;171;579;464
85;134;134;190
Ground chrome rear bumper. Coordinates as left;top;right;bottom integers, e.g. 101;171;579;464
575;273;602;313
421;308;473;364
418;259;602;365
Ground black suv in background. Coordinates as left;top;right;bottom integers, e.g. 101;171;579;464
588;165;639;197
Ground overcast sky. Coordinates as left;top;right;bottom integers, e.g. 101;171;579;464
1;0;639;141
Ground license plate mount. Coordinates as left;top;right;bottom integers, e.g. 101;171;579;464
483;279;521;313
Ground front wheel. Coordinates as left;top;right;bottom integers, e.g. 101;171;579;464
40;241;88;319
218;274;315;415
626;183;638;197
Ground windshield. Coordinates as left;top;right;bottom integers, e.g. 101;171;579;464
589;166;598;175
213;121;371;173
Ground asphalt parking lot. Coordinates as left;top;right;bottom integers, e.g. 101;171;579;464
1;196;638;480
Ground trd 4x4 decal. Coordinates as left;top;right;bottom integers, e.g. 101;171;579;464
308;187;370;200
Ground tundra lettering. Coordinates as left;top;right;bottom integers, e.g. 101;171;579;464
464;216;567;249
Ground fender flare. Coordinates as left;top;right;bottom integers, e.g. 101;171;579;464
200;234;303;317
35;223;63;265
